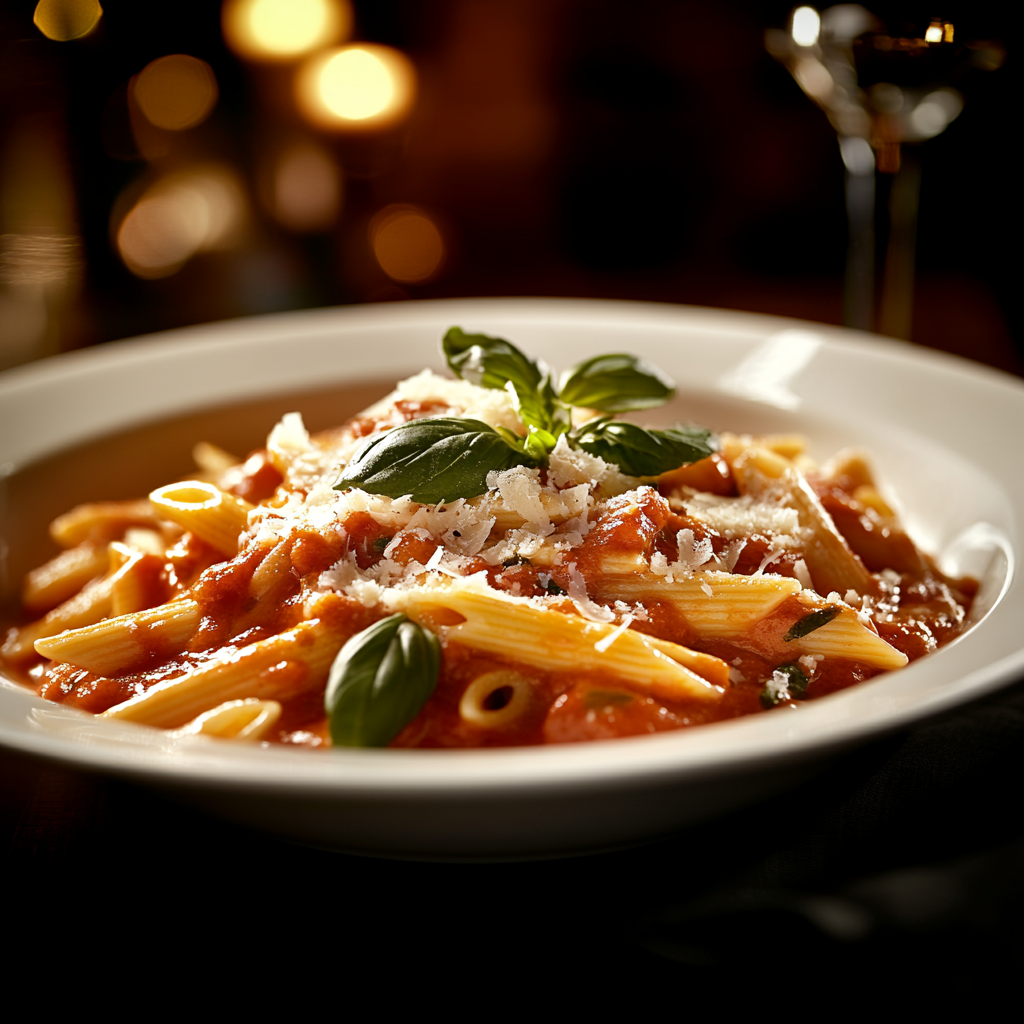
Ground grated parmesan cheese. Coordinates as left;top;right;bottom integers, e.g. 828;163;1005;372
547;434;638;497
565;562;615;623
679;489;803;540
366;369;523;433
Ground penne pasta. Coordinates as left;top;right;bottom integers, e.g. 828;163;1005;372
3;573;116;664
34;598;200;675
149;481;254;557
50;499;159;548
794;607;908;671
3;328;975;748
387;577;727;702
779;469;874;596
174;698;282;741
22;542;109;615
102;617;344;728
596;571;804;636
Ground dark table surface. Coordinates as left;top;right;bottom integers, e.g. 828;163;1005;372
6;672;1024;1007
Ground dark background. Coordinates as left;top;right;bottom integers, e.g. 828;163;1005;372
3;1;1024;1000
1;0;1020;373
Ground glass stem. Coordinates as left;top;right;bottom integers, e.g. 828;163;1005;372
879;151;921;341
843;163;875;332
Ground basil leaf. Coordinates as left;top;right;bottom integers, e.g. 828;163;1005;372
784;606;839;641
571;419;715;476
760;662;809;708
559;354;676;412
335;417;534;504
442;326;543;395
326;614;440;747
443;327;559;435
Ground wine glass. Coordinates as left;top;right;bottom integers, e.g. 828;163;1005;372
766;6;1000;337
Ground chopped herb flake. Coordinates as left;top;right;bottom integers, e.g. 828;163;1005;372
784;606;840;641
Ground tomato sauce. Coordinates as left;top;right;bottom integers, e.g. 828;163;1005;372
3;403;977;749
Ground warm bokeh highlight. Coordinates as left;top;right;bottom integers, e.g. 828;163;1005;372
370;205;445;284
222;0;351;61
134;55;219;132
115;167;246;279
296;45;416;130
32;0;102;42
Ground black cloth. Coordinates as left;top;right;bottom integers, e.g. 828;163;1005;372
5;674;1024;1005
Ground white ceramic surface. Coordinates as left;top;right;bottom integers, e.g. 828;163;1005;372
1;299;1022;858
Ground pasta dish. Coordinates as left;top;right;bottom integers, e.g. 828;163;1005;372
0;328;976;748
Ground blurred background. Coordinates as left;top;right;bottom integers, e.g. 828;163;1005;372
1;0;1019;375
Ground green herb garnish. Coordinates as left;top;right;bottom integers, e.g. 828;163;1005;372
759;662;809;708
558;354;675;412
442;327;565;436
335;417;535;505
325;614;440;747
784;606;840;642
335;328;716;504
570;417;715;478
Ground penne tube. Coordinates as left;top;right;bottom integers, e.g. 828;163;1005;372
34;598;200;674
123;527;167;556
192;441;241;476
760;434;807;460
174;698;281;741
149;481;254;558
595;571;804;637
22;542;109;615
3;574;114;664
101;618;344;728
387;578;727;702
821;448;876;490
247;538;293;603
852;484;896;519
794;608;908;671
8;546;176;666
780;470;874;596
50;499;159;548
732;445;790;488
459;670;540;730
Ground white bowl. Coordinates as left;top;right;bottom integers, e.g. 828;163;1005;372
1;298;1021;858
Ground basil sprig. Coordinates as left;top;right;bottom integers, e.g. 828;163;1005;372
336;328;715;504
336;417;535;504
571;418;715;477
325;614;440;747
558;354;675;412
443;327;564;436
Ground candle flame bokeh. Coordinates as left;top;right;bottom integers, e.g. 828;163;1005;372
134;55;219;132
296;45;417;130
33;0;103;42
115;167;246;279
370;205;445;284
222;0;351;62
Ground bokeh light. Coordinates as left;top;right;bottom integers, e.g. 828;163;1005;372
297;45;416;130
370;205;445;284
222;0;351;61
33;0;102;42
272;142;342;232
790;6;820;48
116;167;246;279
134;55;219;132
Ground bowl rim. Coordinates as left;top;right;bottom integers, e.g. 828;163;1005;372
2;297;1023;800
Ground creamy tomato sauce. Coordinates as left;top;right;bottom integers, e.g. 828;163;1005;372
1;369;977;749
